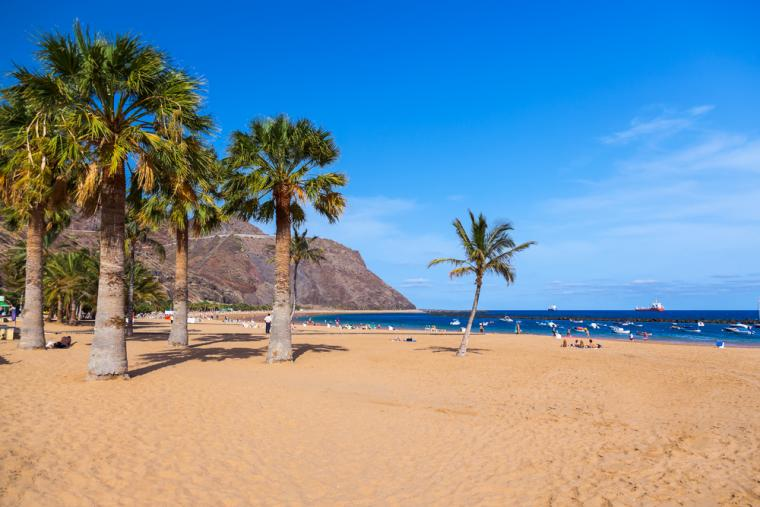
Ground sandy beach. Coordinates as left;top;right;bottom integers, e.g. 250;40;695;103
1;320;759;506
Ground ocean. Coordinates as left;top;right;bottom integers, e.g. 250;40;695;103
298;310;760;346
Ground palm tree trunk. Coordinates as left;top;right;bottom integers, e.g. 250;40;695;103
56;298;62;322
169;219;189;347
458;281;482;357
268;193;293;363
126;246;136;337
88;169;128;379
19;204;45;349
290;261;299;319
68;298;77;325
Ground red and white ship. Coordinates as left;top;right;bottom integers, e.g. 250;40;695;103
635;299;665;312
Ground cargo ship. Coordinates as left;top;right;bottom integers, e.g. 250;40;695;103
635;299;665;312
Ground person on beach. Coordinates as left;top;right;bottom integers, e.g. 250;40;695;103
479;323;485;333
264;313;272;334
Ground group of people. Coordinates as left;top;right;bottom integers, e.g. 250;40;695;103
562;338;602;349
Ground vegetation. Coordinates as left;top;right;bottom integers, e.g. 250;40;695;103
429;211;535;356
288;228;325;318
0;80;77;348
19;23;210;378
188;301;272;312
224;115;346;363
140;137;222;347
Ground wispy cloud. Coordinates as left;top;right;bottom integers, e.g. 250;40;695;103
600;105;714;144
537;104;760;304
400;277;432;288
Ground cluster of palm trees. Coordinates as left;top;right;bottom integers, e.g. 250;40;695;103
0;23;346;378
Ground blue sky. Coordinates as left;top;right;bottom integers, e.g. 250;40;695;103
3;1;760;309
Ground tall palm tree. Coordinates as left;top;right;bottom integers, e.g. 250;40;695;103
429;211;535;357
26;23;209;378
289;228;324;318
224;115;346;363
141;138;222;347
125;196;165;337
0;86;74;349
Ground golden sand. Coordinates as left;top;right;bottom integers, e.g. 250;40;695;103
1;320;759;506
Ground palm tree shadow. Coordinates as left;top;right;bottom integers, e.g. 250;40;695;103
129;343;266;378
129;334;345;376
0;354;10;366
292;343;348;361
416;346;492;355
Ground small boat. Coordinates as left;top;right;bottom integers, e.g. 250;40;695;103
450;319;461;326
621;321;634;326
610;326;630;335
538;321;549;327
548;305;558;311
574;326;588;333
723;326;753;335
697;321;705;327
499;316;513;322
569;319;583;324
547;321;557;328
589;322;600;329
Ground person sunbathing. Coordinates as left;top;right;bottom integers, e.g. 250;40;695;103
46;335;72;349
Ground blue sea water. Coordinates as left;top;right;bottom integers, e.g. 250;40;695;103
298;310;760;347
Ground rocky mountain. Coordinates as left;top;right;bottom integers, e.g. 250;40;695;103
1;216;415;310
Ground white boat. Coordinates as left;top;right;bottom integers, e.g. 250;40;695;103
548;305;557;311
569;319;583;324
590;322;600;329
450;319;461;326
499;315;513;322
548;321;557;328
723;326;753;335
697;321;704;327
610;326;630;335
621;321;634;326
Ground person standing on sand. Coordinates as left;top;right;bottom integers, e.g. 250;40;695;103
265;313;272;334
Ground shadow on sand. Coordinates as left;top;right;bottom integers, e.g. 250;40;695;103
416;346;492;355
128;332;348;377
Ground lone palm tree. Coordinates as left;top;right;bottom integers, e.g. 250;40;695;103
27;23;209;378
429;211;535;357
0;85;75;349
224;115;346;362
289;228;324;318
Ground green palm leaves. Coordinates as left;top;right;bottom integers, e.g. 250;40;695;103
224;114;346;362
224;115;346;225
429;211;535;356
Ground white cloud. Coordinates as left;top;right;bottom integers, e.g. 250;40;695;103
600;104;714;144
400;277;432;288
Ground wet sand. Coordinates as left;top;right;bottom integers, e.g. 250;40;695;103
1;320;759;505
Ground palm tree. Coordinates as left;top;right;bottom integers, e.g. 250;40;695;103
141;138;222;347
0;88;74;349
125;196;165;337
224;115;346;363
44;250;98;325
289;228;324;318
26;23;209;378
130;262;168;313
429;211;535;357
